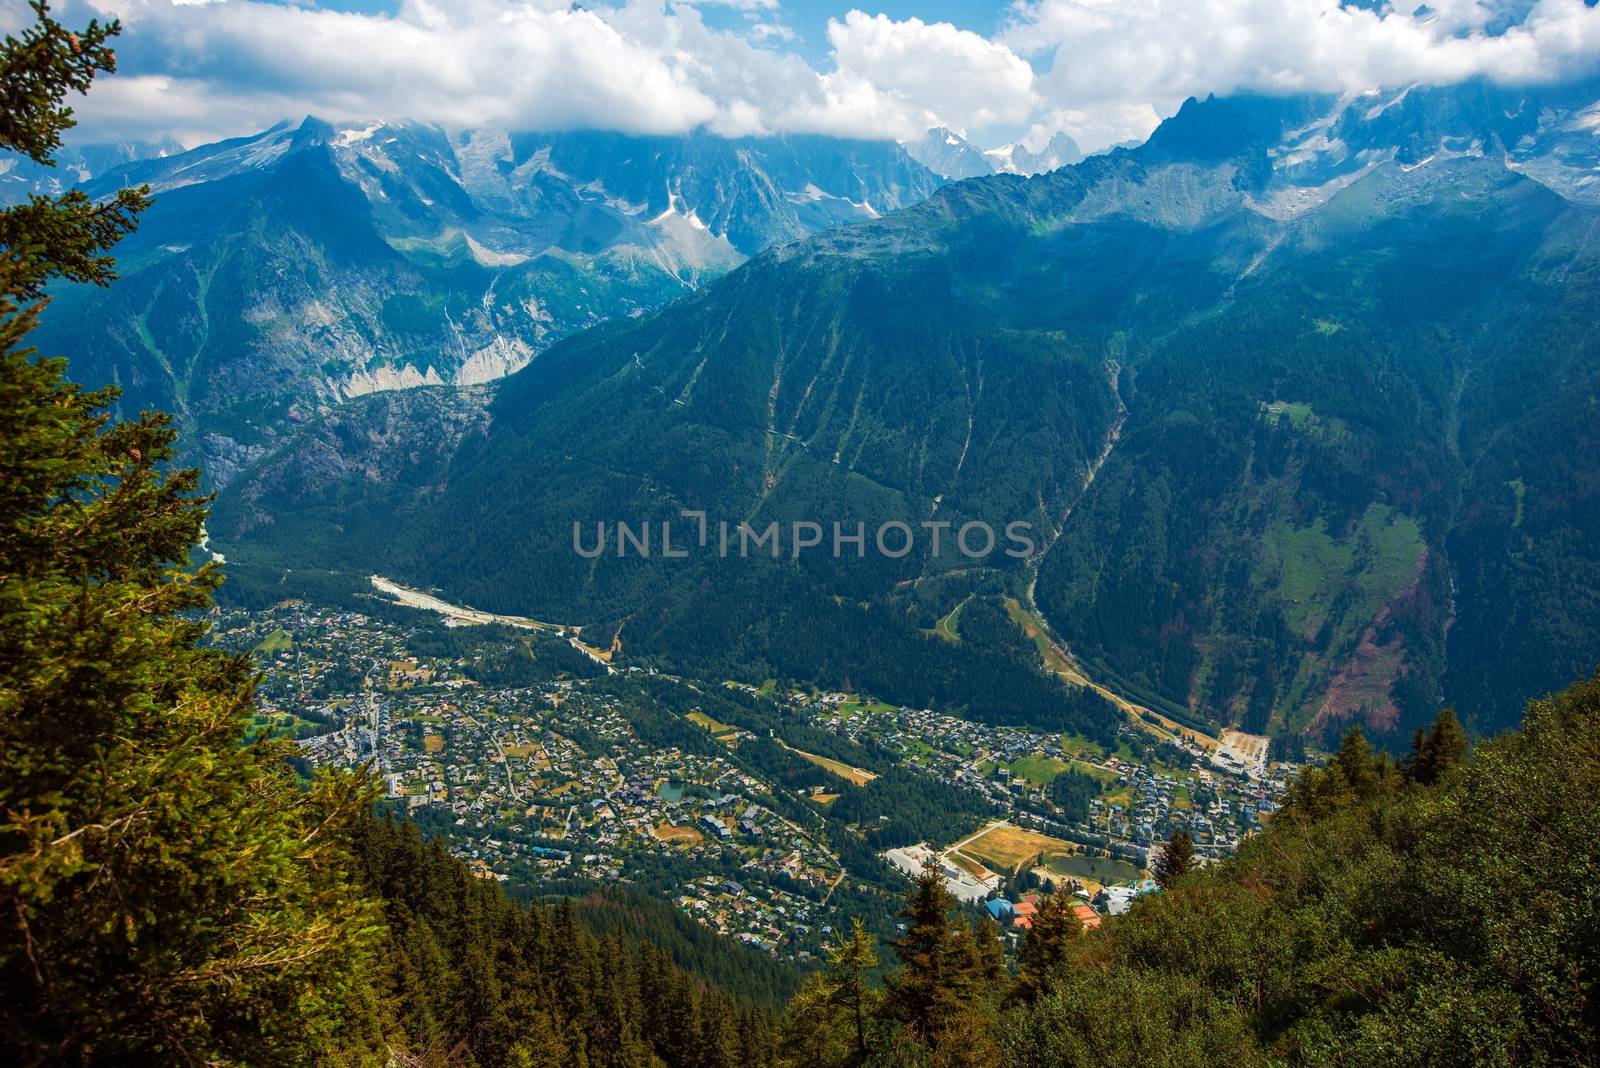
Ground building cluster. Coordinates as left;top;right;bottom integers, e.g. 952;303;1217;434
790;692;1291;864
213;603;848;959
217;601;1300;961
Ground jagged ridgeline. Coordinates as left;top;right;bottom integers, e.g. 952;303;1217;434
217;80;1600;745
25;120;942;486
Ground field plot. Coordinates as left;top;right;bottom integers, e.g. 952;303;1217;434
651;822;702;845
254;629;293;654
962;823;1073;873
840;697;898;716
1007;754;1072;786
947;851;998;882
687;711;739;742
778;740;877;785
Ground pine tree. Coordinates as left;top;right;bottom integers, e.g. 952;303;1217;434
974;916;1006;986
0;5;383;1061
826;918;881;1064
1405;707;1469;786
883;858;995;1063
1154;831;1197;889
1284;724;1397;819
1010;888;1083;1004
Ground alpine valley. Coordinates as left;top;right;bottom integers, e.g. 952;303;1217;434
10;1;1600;1061
192;77;1600;746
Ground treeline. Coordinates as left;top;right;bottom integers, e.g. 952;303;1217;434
351;815;780;1067
544;886;807;1009
781;687;1600;1066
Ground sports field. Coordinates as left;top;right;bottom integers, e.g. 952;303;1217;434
962;823;1073;872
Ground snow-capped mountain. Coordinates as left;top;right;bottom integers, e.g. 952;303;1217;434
984;132;1084;175
35;119;944;484
905;127;1085;179
900;126;994;179
0;136;184;205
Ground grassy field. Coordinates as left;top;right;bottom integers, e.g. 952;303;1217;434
1261;503;1424;641
778;740;877;786
422;734;445;753
963;823;1073;873
1007;754;1073;787
687;711;739;741
947;851;995;880
651;822;702;845
840;698;898;716
254;629;293;654
925;595;972;643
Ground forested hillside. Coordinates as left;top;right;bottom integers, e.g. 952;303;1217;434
774;680;1600;1067
217;81;1600;744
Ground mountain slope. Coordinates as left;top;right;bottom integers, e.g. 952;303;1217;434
35;120;942;485
216;80;1600;742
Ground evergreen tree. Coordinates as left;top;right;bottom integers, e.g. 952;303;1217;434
1153;831;1196;890
1283;724;1396;819
1404;706;1469;786
817;917;882;1065
1010;889;1082;1005
882;859;997;1065
0;4;384;1062
781;917;881;1068
974;916;1006;987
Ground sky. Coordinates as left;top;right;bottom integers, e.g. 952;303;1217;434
19;0;1600;152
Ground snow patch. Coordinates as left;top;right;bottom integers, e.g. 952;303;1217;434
334;122;382;147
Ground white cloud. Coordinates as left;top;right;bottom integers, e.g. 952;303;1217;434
42;0;1600;151
57;0;1032;144
1003;0;1600;147
821;12;1037;135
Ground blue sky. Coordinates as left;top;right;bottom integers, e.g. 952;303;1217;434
29;1;1600;150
